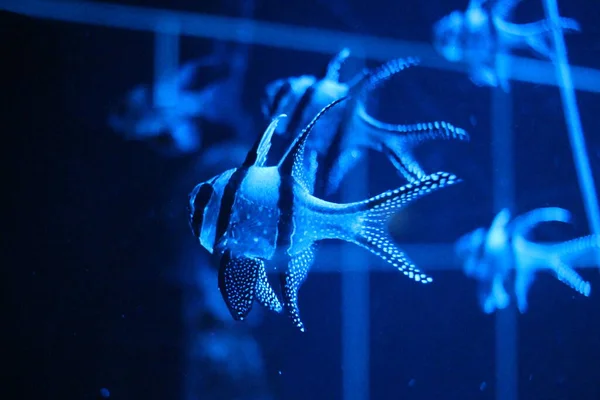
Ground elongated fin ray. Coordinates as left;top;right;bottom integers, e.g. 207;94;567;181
551;235;600;260
243;114;287;167
324;48;351;82
551;258;591;297
348;57;420;96
357;103;469;144
355;101;468;183
218;250;260;320
381;147;426;183
278;97;348;190
280;245;316;332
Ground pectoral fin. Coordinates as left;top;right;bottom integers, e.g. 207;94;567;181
218;250;261;320
256;265;283;313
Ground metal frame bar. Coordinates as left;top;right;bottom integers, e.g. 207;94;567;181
542;0;600;267
491;67;517;400
341;157;370;400
3;0;600;92
4;2;598;400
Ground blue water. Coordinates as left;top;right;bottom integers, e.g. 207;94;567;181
4;0;600;399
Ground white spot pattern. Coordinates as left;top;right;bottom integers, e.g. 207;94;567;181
353;172;460;283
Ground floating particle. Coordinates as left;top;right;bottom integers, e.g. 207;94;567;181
479;381;487;391
408;379;416;387
99;388;110;398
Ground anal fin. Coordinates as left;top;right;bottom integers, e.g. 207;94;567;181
218;250;261;321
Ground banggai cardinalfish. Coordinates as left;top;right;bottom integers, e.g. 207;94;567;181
188;96;461;331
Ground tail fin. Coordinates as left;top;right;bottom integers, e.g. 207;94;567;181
347;172;461;283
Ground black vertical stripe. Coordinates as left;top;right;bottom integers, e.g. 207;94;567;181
189;183;216;238
316;107;349;197
214;167;249;250
274;82;317;249
275;176;295;252
285;83;317;139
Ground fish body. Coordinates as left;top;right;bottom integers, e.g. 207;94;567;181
202;165;358;263
262;50;469;196
189;97;461;331
433;0;580;91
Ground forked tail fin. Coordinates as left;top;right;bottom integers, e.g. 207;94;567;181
345;172;461;283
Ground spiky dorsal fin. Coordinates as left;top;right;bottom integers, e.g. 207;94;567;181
278;97;348;189
243;114;287;167
324;48;351;82
347;56;420;97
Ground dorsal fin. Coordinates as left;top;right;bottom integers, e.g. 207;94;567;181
278;97;348;188
323;48;351;82
243;114;287;167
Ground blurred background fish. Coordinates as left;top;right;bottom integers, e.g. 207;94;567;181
262;51;469;197
108;42;253;158
455;207;594;314
433;0;580;91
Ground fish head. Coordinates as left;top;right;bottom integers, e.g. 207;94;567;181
433;11;467;62
188;168;236;254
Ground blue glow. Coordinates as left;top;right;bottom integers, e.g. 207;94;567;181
262;52;469;195
9;1;599;398
3;0;600;92
456;208;594;314
108;52;248;156
189;94;462;329
433;0;581;91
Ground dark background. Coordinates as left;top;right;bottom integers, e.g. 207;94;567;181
3;0;600;399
